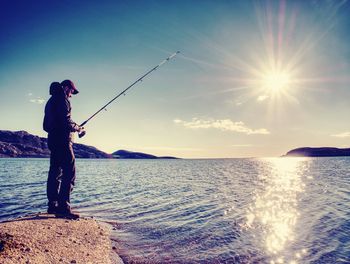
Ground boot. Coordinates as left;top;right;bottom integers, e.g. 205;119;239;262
55;206;80;220
47;201;58;214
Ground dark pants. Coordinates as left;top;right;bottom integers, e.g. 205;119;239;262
47;136;76;210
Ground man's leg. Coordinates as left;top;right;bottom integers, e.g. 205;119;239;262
47;148;62;213
58;142;77;213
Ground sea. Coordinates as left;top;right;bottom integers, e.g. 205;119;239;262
0;157;349;264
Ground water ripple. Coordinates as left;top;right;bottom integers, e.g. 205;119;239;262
1;158;349;263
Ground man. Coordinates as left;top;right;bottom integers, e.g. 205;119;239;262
43;80;84;219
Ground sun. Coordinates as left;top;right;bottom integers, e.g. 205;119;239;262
262;71;291;94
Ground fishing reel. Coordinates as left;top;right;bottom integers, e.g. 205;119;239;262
78;127;86;138
78;130;86;138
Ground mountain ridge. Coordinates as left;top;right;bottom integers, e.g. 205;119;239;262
0;130;178;159
284;147;350;157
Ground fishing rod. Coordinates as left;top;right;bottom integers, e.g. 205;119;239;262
78;51;180;138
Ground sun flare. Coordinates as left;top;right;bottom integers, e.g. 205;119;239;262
262;71;291;93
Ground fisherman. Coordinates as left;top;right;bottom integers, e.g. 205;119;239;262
43;80;84;219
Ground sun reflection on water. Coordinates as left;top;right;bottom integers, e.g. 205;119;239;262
245;157;308;263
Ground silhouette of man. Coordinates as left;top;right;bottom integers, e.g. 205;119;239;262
43;80;84;219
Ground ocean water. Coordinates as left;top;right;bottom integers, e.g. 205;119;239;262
0;157;349;263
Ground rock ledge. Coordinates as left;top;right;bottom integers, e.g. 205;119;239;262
0;214;123;264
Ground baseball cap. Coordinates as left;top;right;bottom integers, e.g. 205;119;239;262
61;79;79;94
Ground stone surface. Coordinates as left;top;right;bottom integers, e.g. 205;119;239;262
0;214;123;264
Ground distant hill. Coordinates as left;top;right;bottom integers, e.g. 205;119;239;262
112;150;178;159
0;130;111;158
284;147;350;157
0;130;178;159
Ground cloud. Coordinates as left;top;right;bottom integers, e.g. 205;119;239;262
331;132;350;138
28;92;45;104
174;118;270;135
30;98;45;104
257;95;269;102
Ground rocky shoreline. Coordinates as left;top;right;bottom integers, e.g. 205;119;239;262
284;147;350;157
0;130;178;159
0;213;123;264
0;130;111;159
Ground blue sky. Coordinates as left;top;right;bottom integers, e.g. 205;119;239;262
1;0;350;158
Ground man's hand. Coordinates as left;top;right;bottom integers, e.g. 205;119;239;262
78;126;86;138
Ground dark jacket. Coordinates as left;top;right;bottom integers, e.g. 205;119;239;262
43;83;80;144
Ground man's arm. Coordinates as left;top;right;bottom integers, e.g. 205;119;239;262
58;98;81;132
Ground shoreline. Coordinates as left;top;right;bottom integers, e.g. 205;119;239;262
0;213;123;264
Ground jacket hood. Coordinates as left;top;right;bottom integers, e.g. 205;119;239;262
49;82;65;97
